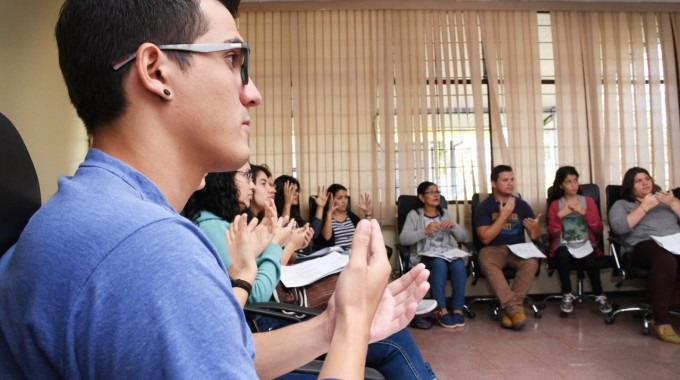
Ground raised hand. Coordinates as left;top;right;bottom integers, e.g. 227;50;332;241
424;221;440;234
314;185;329;208
439;219;455;229
280;181;296;219
523;213;543;240
499;196;516;220
324;220;430;343
358;192;373;217
326;193;338;216
654;190;677;207
640;192;660;212
271;215;294;247
225;214;257;282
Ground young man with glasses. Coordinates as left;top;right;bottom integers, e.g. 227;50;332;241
473;165;542;330
0;0;429;378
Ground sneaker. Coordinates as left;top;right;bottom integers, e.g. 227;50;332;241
416;299;438;315
451;313;465;328
435;311;458;329
500;311;513;329
560;293;575;313
595;294;613;314
510;311;527;330
651;320;680;344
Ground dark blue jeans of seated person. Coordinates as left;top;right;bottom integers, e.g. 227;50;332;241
257;317;437;380
421;256;467;311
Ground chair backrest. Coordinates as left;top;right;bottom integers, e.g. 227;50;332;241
605;184;623;216
470;193;490;251
396;194;448;236
0;112;41;255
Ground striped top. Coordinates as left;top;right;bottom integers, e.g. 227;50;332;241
332;215;355;250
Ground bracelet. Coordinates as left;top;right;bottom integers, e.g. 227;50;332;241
231;278;253;296
639;205;648;213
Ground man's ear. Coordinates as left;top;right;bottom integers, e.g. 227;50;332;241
134;42;174;100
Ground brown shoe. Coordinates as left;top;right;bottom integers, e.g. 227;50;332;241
500;312;513;329
651;321;680;344
510;311;527;330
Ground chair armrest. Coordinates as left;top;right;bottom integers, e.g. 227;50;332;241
244;302;322;332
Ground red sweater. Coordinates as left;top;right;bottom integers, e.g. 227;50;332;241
547;195;603;257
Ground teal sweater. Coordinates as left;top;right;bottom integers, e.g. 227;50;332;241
195;211;283;303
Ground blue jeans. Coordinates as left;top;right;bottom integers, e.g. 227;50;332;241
421;256;467;311
263;316;436;380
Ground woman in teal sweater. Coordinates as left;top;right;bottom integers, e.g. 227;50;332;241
183;164;310;304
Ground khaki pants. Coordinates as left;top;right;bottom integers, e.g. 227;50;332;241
479;245;538;316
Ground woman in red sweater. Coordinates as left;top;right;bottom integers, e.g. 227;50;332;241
547;166;611;314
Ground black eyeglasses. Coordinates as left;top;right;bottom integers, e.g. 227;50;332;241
111;43;250;84
234;169;253;181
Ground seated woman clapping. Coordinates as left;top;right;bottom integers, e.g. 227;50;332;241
609;167;680;344
399;181;468;329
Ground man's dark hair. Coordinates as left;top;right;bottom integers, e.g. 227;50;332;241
55;0;241;135
490;165;513;182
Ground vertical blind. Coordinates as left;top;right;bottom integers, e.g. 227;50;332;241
239;9;680;225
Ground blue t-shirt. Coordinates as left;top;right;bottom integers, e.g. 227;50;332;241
0;148;257;379
473;195;535;246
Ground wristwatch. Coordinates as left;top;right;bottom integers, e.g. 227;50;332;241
231;278;253;296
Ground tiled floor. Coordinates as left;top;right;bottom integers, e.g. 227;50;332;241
409;295;680;380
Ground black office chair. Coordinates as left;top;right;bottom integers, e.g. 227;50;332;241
395;194;475;319
466;193;542;320
538;184;617;317
0;112;41;256
602;184;680;334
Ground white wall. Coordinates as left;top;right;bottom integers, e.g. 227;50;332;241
0;1;88;202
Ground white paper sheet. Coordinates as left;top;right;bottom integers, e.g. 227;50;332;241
419;248;471;262
280;251;349;287
507;242;546;259
567;242;594;259
651;233;680;256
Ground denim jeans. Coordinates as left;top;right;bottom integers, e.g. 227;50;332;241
263;317;436;380
421;256;467;311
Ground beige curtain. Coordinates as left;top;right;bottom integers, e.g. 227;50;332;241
552;11;680;194
240;11;385;220
239;9;680;225
479;11;546;212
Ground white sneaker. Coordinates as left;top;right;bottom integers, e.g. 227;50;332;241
560;293;575;313
415;299;437;315
595;294;613;314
